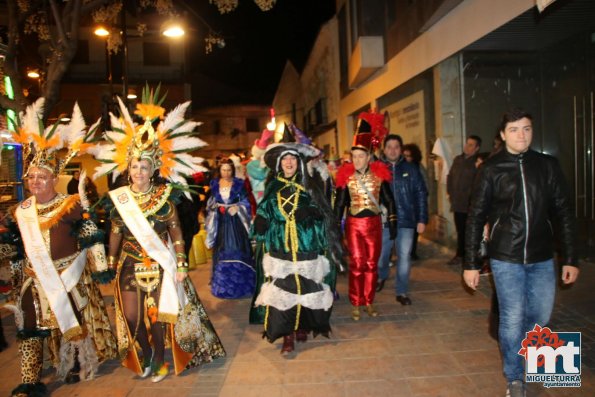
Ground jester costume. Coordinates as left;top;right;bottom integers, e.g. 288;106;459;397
205;177;255;299
0;100;116;397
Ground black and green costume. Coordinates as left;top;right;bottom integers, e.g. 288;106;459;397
250;173;336;342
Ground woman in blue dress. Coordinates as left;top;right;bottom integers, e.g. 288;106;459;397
206;159;255;298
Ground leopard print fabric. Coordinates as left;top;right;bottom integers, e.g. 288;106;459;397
19;338;43;384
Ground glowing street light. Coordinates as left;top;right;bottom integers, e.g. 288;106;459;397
94;26;110;37
162;22;185;38
27;70;40;79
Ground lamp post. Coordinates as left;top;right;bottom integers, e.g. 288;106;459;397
94;15;185;101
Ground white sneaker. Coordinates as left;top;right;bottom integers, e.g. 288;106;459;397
140;349;154;378
140;365;151;378
151;365;168;383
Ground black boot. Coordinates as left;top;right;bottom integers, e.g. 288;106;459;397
0;317;8;351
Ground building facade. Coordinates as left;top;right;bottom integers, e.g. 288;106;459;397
273;0;594;256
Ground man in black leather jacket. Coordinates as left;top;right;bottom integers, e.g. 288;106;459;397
463;108;579;397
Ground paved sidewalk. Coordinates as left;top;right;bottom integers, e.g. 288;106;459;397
0;239;593;396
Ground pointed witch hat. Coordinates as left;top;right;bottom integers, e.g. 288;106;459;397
263;123;319;172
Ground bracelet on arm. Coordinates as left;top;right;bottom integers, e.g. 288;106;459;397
177;261;189;273
173;240;184;247
176;252;187;259
107;255;117;269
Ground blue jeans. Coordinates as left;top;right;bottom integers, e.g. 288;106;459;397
378;227;414;295
491;258;556;382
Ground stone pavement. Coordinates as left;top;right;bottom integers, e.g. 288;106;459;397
0;239;593;397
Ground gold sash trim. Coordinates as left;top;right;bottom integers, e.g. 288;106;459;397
16;196;84;340
109;186;185;323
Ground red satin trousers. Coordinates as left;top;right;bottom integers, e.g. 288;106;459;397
345;215;382;306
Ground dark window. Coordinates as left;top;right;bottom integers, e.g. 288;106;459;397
72;40;89;64
306;98;328;130
143;42;170;66
213;120;221;134
246;118;260;132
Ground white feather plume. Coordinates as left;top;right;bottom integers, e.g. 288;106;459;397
161;101;191;133
21;97;45;136
116;96;135;129
171;136;207;151
65;102;87;145
109;112;127;132
78;169;89;209
93;162;118;181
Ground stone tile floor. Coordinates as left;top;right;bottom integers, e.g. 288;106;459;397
0;239;593;396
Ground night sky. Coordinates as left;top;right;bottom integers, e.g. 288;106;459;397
185;0;336;109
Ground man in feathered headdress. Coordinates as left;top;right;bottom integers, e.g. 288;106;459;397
334;110;397;321
0;99;117;397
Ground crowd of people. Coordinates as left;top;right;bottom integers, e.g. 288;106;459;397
0;92;580;397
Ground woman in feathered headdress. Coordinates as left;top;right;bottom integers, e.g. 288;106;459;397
0;99;117;397
91;86;225;382
334;110;397;321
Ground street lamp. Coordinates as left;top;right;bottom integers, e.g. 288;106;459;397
94;26;110;37
27;70;40;79
162;21;185;38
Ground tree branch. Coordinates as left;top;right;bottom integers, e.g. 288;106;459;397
48;0;67;43
81;0;113;15
4;0;27;113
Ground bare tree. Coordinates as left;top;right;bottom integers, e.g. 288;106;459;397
0;0;275;120
1;0;117;119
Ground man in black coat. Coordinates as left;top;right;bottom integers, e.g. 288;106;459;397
446;135;481;265
463;108;579;397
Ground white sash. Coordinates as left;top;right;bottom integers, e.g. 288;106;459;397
109;186;185;322
16;196;87;336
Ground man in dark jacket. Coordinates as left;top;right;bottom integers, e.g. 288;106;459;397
464;108;579;397
446;135;481;265
377;134;428;305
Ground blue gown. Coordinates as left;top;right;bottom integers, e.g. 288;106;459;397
206;178;255;299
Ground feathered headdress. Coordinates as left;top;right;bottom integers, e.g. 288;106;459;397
90;85;207;189
10;98;100;176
